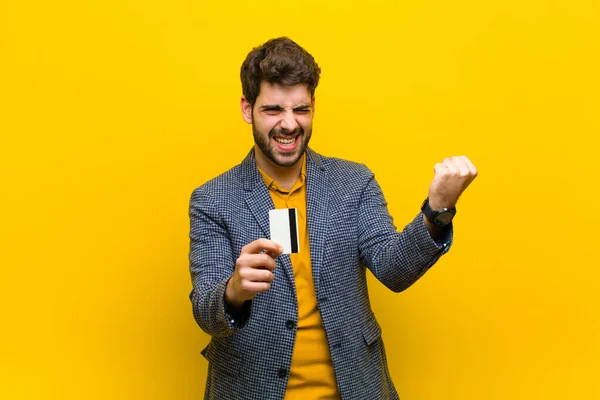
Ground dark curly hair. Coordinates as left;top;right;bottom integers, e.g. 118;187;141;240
240;37;321;107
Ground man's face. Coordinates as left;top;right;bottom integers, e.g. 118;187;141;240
242;82;314;168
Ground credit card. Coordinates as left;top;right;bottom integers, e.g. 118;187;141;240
268;208;300;254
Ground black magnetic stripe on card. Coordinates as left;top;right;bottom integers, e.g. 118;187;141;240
288;208;299;253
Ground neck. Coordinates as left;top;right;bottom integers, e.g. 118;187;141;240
254;146;303;190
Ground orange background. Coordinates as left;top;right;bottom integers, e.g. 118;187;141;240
1;1;599;398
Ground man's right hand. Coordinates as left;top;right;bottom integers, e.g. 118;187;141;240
225;238;283;310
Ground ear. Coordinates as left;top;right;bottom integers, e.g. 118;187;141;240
241;96;253;124
311;97;316;117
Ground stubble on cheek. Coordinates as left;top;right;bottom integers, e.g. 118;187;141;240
252;118;313;167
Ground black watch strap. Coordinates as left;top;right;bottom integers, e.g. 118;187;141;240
421;198;456;227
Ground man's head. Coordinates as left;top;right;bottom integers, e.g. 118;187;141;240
240;37;321;169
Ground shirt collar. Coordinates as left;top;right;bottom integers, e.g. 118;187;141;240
257;153;306;194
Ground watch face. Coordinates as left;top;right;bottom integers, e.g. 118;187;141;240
435;211;454;226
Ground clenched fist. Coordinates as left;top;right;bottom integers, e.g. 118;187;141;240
225;238;283;311
428;156;478;209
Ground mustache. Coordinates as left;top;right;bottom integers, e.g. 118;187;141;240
269;127;304;138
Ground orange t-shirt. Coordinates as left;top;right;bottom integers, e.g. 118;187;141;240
258;156;340;399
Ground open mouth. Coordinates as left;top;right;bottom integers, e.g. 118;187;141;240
272;134;299;151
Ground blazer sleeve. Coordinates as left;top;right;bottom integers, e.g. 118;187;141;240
188;187;251;338
357;171;453;293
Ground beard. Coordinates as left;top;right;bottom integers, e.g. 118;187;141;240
252;123;312;168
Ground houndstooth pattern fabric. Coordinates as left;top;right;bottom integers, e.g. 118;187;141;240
189;148;452;400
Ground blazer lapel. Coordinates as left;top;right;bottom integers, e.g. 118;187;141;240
241;149;296;291
242;150;273;238
306;148;329;297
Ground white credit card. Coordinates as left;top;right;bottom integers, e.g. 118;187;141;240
268;208;300;254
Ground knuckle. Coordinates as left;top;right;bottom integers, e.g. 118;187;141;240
236;254;249;266
238;268;249;279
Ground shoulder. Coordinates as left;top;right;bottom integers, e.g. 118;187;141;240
190;163;244;205
315;151;375;183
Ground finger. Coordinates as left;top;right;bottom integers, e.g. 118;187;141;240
433;162;446;176
460;155;478;177
238;253;277;271
241;281;272;293
254;282;272;293
242;269;275;283
264;249;282;259
442;158;459;175
241;238;284;256
450;156;471;177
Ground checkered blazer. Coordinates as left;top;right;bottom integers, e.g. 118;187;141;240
189;148;452;400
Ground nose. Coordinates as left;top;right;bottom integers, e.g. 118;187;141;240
279;110;299;133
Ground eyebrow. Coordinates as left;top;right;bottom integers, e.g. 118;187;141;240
259;104;312;111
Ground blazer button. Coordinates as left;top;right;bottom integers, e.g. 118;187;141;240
286;320;295;330
278;368;288;378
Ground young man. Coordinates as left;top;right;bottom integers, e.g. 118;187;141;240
189;37;477;399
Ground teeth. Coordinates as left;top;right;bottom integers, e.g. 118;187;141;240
275;137;295;145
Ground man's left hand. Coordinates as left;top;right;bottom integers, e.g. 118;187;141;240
428;156;478;209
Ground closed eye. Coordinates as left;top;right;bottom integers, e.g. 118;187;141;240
259;105;312;115
260;106;283;115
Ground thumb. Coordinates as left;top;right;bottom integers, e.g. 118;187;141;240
433;162;446;177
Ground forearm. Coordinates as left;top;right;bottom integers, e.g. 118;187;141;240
366;212;452;292
423;214;444;242
190;276;250;338
189;189;251;337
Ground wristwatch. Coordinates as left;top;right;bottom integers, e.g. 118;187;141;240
421;198;456;227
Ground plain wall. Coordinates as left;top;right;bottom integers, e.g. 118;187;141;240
1;0;599;398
